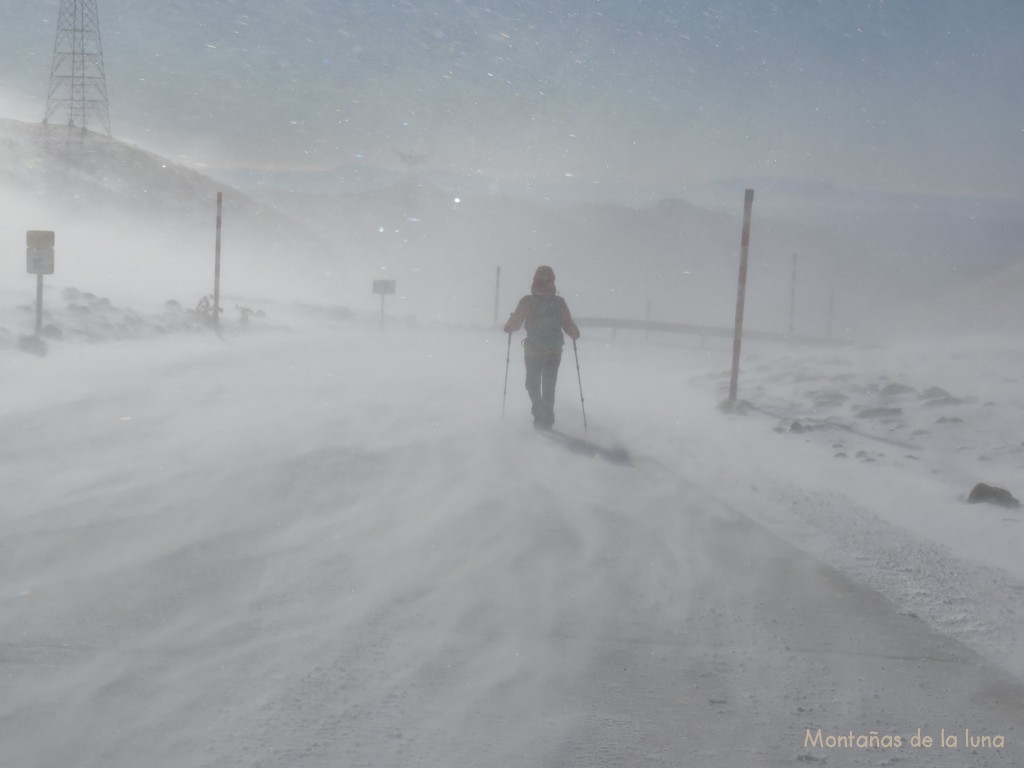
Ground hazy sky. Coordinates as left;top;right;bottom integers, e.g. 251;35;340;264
2;0;1023;203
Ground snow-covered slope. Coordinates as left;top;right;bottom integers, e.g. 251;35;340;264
678;335;1024;675
0;118;347;307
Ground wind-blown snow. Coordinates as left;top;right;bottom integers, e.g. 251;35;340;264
2;302;1024;765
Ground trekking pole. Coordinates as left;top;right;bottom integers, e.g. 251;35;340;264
501;331;512;419
572;338;588;432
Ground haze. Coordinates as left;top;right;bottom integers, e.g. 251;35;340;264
2;0;1023;204
2;3;1024;766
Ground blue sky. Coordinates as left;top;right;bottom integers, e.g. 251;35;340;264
2;0;1023;204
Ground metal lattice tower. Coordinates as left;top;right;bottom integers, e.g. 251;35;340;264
43;0;112;136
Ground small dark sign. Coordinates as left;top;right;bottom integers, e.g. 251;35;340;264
27;230;55;248
373;279;396;295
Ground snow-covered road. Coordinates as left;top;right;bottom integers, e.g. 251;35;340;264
2;320;1022;766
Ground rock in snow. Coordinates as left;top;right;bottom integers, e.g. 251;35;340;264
967;483;1021;509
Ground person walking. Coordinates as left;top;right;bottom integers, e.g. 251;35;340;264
504;266;580;430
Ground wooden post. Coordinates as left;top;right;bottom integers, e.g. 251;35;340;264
213;192;223;328
728;189;755;403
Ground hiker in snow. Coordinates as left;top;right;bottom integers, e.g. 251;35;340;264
504;266;580;430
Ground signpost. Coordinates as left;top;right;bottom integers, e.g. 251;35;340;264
373;279;396;330
26;230;55;336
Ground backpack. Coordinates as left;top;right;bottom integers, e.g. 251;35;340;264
525;295;565;350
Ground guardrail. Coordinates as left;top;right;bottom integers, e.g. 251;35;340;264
574;317;840;346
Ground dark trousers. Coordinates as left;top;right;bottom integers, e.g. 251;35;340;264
525;346;561;427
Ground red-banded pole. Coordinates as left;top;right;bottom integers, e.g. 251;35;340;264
728;189;755;403
213;192;223;328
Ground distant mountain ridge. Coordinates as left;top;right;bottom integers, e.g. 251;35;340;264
237;169;1024;336
3;116;1020;336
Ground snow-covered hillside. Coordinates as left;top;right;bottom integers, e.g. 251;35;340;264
0;118;346;307
683;335;1024;673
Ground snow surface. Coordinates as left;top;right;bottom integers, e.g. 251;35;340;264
2;298;1024;766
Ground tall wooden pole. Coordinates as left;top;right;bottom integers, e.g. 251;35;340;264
728;189;755;403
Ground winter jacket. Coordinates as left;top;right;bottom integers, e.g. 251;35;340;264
505;292;580;350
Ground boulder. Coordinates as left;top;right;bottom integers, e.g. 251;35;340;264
881;383;916;396
856;407;903;419
967;483;1021;509
40;324;63;340
17;335;48;356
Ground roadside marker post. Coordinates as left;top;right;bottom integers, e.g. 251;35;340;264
728;189;755;404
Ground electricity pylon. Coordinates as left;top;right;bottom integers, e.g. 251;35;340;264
43;0;112;136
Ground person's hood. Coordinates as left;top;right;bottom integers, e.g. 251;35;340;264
531;265;556;296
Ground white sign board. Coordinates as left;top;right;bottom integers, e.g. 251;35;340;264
373;279;396;295
27;230;55;249
26;231;55;275
27;248;54;275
